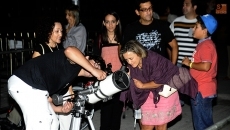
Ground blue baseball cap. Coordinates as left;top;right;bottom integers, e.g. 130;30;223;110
200;14;218;34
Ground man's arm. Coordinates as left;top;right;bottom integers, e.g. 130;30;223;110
168;39;178;65
64;46;106;80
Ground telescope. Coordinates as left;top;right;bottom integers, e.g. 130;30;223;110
52;66;130;105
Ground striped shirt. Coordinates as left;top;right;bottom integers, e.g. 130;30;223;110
170;16;197;64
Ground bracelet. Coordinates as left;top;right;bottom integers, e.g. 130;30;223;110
189;62;193;68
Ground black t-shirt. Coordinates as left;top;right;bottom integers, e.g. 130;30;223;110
13;49;81;95
33;43;63;55
123;19;175;58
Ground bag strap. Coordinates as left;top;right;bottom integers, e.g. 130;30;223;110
39;44;45;55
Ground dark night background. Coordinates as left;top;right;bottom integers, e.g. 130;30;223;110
0;0;170;33
0;0;229;36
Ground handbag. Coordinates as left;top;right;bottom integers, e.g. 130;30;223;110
158;84;177;98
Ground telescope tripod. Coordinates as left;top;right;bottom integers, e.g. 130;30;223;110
69;95;95;130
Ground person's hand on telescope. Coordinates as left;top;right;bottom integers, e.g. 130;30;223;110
91;60;107;80
91;68;107;80
61;101;73;113
85;58;107;80
81;66;106;80
48;97;73;113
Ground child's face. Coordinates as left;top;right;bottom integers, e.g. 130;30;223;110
192;22;207;39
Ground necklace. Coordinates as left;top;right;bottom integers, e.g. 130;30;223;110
108;35;115;43
47;44;59;52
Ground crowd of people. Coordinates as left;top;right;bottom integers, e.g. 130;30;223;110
1;0;224;130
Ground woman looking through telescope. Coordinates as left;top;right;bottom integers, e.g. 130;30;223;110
7;47;106;130
119;40;198;130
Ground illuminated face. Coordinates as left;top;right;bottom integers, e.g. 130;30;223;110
135;1;153;24
89;59;101;69
183;0;196;16
65;10;76;26
123;51;142;68
192;22;207;39
103;14;118;33
49;22;63;44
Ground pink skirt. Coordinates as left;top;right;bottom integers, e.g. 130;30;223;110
140;92;182;125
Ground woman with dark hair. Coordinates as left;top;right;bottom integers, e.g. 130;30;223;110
4;17;64;129
33;17;64;58
63;4;87;54
8;46;106;130
97;10;124;130
34;17;75;130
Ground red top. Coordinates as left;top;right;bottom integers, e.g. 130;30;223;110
190;39;217;98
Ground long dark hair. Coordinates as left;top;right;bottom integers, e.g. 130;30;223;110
100;11;122;46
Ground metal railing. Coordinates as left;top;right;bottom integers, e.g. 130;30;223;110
0;31;36;76
0;30;99;76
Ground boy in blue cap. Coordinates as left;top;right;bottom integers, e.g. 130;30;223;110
182;14;218;130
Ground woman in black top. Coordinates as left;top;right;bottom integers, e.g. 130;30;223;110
32;17;75;130
6;17;66;129
33;17;64;58
8;47;106;130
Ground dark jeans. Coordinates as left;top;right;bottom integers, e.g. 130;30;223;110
100;93;123;130
190;92;214;130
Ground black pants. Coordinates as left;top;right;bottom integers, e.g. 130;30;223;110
100;93;123;130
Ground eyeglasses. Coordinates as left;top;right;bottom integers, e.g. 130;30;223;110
139;6;153;12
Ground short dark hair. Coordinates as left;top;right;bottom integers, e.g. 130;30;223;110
191;0;198;7
88;55;106;71
134;0;152;10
